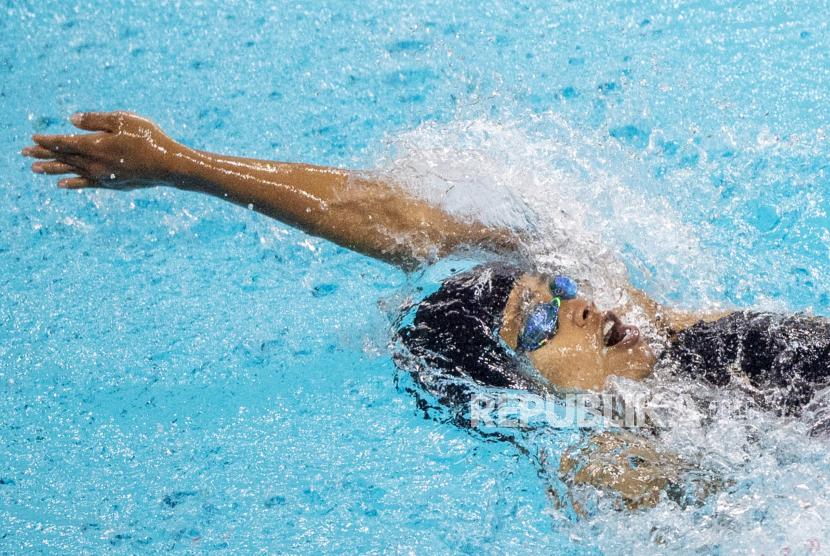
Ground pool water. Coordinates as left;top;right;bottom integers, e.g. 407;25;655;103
2;0;830;553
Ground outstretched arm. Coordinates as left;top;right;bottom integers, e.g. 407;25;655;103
22;111;517;269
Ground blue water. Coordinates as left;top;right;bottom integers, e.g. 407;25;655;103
3;0;830;553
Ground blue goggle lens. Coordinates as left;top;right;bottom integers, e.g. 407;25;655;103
518;298;561;352
517;276;578;353
551;276;578;300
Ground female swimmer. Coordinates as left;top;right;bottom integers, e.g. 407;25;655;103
23;111;830;508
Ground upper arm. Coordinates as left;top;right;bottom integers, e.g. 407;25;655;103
326;173;520;269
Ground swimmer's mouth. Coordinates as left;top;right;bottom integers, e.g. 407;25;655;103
602;312;639;348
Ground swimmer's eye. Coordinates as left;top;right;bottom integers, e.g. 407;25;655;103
518;298;560;353
518;276;578;353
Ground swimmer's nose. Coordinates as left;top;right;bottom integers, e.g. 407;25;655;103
566;299;600;327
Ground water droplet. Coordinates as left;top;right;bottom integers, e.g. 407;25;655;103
110;174;115;179
248;203;254;210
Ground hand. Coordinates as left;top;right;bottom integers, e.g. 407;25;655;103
559;430;728;512
560;431;683;510
22;111;180;191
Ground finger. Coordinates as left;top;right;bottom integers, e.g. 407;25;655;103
70;111;117;133
31;133;86;154
53;153;90;168
57;177;96;189
31;161;78;175
22;145;57;159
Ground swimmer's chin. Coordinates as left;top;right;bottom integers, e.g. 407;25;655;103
532;341;656;391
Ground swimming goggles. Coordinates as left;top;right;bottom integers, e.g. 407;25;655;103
517;276;578;353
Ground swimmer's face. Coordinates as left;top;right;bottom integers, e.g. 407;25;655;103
501;276;656;391
527;298;656;390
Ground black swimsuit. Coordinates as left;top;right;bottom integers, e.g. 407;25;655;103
662;311;830;414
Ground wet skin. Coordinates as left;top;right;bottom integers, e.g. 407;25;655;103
22;111;516;270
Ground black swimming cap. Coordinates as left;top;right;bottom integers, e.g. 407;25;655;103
397;263;551;413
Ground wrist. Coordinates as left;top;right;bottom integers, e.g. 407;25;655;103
160;143;206;192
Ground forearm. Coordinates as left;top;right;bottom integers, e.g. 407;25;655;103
167;146;353;234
